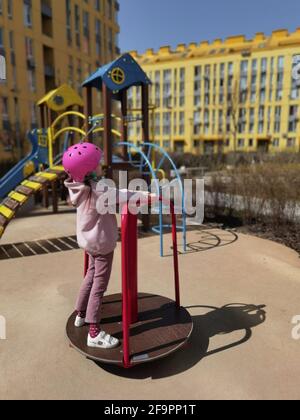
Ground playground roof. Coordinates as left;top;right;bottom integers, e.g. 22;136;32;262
37;84;84;112
82;53;151;99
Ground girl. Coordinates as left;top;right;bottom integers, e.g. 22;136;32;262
63;142;151;350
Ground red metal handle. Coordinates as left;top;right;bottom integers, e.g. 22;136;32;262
121;196;180;368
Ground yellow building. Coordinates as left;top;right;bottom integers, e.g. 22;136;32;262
0;0;120;160
129;28;300;155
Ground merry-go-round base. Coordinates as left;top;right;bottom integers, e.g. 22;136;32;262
66;293;193;367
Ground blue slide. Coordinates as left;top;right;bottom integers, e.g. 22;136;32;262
0;131;39;199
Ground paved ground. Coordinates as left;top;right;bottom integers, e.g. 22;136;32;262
0;208;300;400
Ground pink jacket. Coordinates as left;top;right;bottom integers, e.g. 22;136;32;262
65;180;150;256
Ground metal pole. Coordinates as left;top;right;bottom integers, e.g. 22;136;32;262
170;200;180;308
103;83;113;179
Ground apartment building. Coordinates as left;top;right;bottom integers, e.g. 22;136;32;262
128;29;300;155
0;0;120;160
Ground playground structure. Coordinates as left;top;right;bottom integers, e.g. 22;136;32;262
0;85;85;240
0;55;188;256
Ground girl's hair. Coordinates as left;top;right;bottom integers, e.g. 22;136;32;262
84;172;98;186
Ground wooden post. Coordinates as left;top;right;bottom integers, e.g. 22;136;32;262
84;87;93;143
141;84;150;232
103;83;113;179
121;90;128;161
43;185;49;209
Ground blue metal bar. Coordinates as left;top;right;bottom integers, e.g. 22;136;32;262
159;187;163;257
156;156;166;171
115;141;188;257
143;143;187;254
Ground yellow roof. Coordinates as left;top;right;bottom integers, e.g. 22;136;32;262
37;84;83;112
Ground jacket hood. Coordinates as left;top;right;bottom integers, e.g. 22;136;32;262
64;179;90;207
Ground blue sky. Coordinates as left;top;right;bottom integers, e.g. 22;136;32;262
119;0;300;53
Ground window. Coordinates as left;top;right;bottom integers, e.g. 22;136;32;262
194;110;201;135
9;31;14;50
179;68;185;107
287;138;296;148
179;112;185;135
258;105;265;133
269;57;275;101
204;109;210;134
238;138;245;148
288;105;298;132
75;4;80;47
218;110;223;134
0;26;4;49
249;139;254;147
30;101;37;128
95;19;102;56
194;66;201;106
68;56;74;86
25;37;34;59
94;0;101;12
276;56;284;101
7;0;13;19
163;69;172;108
66;0;72;45
155;71;160;107
1;97;9;120
83;11;90;54
173;111;177;135
273;138;280;147
154;113;161;136
24;0;32;27
163;112;171;135
249;108;255;133
173;69;177;107
107;0;113;19
274;106;281;133
27;68;36;92
238;108;247;133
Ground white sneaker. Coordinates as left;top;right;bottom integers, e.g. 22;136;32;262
74;316;86;328
88;331;119;349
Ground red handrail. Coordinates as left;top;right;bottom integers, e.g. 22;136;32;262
121;196;180;368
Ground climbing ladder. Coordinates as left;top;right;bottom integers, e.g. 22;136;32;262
0;166;65;240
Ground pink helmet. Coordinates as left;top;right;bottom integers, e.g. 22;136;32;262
62;142;102;182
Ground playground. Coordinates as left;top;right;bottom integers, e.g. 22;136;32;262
1;53;300;400
1;208;300;400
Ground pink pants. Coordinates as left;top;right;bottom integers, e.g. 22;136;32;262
76;252;114;324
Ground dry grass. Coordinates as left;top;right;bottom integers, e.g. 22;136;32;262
206;162;300;253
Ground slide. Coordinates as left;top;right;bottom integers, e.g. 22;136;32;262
0;131;39;199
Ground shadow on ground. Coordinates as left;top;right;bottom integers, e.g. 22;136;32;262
96;303;266;379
